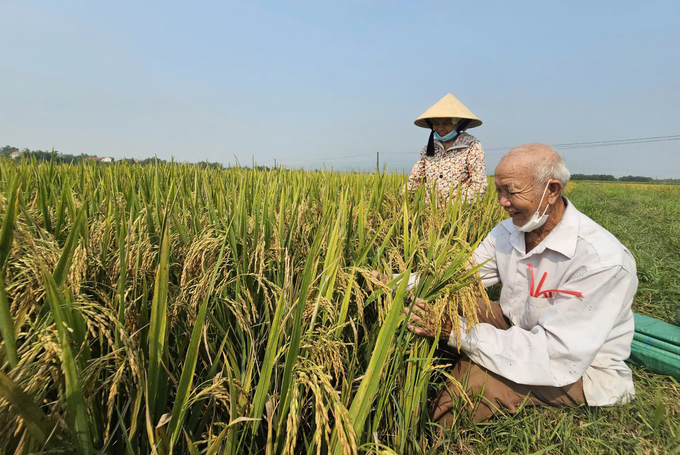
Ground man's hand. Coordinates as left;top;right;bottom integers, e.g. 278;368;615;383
370;270;391;285
404;299;452;340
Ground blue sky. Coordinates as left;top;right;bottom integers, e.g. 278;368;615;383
1;1;679;177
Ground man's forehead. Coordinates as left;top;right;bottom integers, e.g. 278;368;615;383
494;169;533;191
495;180;516;189
495;157;533;182
494;178;519;191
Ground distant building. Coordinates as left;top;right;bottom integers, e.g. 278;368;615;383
84;156;114;163
10;151;21;159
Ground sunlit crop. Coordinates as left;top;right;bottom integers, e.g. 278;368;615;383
0;158;505;454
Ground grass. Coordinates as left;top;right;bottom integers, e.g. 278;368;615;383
0;160;678;454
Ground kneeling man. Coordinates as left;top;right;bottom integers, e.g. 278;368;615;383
407;143;637;423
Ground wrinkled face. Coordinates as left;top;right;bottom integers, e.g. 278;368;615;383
494;160;546;227
430;118;456;138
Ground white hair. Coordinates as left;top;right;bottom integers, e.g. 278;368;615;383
502;144;571;195
534;153;570;193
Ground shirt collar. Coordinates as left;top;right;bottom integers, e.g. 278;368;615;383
502;197;580;258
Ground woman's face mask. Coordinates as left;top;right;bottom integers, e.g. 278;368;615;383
434;129;459;142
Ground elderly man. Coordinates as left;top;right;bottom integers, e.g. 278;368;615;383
407;143;638;423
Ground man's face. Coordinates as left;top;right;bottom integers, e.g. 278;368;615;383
494;160;545;227
431;118;456;138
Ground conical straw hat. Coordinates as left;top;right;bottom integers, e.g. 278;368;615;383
414;93;482;129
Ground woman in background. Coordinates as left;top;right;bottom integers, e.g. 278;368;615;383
407;93;487;202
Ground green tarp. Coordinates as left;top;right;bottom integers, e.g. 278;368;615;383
627;313;680;379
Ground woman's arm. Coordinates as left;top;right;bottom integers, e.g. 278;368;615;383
406;148;427;192
462;141;488;201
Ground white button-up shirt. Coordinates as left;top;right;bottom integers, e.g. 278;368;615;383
456;198;637;406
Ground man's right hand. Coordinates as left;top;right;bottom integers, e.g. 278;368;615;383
404;298;453;341
371;270;391;284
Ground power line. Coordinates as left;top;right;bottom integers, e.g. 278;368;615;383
544;134;680;148
263;134;680;165
387;134;680;158
484;134;680;155
558;137;680;150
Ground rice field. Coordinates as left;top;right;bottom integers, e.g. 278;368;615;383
1;160;679;454
0;158;505;454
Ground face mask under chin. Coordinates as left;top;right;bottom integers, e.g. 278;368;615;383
434;129;458;142
514;181;552;233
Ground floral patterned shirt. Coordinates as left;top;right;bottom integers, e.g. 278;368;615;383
406;132;487;202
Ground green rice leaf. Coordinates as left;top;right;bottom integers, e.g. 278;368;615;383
0;175;20;368
167;235;228;448
0;370;57;448
41;263;93;454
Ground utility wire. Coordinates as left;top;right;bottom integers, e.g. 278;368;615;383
544;134;680;148
385;134;680;158
484;134;680;155
267;134;680;164
557;137;680;149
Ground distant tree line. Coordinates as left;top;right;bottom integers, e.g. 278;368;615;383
570;173;679;183
618;175;654;182
3;145;677;180
571;174;618;181
1;145;96;164
1;145;225;169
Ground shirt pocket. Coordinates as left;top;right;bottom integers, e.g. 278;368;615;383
519;295;554;330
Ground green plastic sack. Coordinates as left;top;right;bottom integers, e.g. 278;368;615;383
627;313;680;379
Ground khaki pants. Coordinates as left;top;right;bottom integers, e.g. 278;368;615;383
431;298;586;424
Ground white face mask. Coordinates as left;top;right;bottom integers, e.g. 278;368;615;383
514;181;551;233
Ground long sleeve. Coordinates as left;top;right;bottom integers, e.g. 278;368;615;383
454;265;635;388
406;147;427;193
473;227;501;287
460;140;487;202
